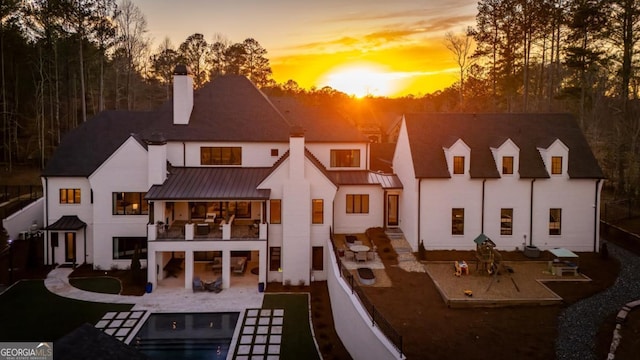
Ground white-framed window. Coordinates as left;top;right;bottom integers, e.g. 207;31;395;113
453;156;465;174
452;208;464;235
501;208;513;235
502;156;514;175
346;194;369;214
549;208;562;235
551;156;562;175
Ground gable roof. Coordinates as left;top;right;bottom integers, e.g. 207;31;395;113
42;111;153;177
144;75;293;142
403;113;604;179
43;76;369;178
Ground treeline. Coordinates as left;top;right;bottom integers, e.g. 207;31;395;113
0;0;274;171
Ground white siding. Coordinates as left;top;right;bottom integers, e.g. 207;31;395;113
180;142;288;167
89;137;149;269
393;117;419;250
305;143;368;170
45;177;92;265
333;185;384;234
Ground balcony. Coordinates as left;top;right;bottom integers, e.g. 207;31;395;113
148;220;267;241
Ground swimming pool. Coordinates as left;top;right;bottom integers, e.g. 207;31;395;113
132;312;240;359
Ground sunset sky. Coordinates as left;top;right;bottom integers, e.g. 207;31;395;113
131;0;478;97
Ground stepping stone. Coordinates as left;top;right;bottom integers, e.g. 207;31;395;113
273;309;284;316
129;311;144;319
269;335;281;344
116;312;129;319
240;335;253;344
95;320;109;328
103;312;117;320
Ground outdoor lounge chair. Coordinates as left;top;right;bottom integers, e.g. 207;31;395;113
193;276;206;292
205;277;223;293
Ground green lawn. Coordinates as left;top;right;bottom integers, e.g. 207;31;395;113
0;280;133;341
69;277;122;294
262;293;320;360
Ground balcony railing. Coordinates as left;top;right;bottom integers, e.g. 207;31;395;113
148;220;267;241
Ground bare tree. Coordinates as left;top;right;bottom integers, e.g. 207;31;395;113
444;28;475;110
115;0;148;110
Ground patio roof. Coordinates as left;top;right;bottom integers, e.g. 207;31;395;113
145;167;272;200
45;215;87;230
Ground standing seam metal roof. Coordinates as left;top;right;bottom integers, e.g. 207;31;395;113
145;167;272;200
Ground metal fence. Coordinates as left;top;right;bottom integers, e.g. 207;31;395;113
0;185;43;220
329;228;403;357
602;198;640;223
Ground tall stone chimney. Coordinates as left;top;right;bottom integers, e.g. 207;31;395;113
173;65;193;125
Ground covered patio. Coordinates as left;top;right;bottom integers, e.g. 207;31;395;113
144;167;270;291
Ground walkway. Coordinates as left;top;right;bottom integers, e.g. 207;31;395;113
44;267;264;312
556;241;640;360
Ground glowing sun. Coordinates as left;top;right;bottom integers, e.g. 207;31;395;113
321;64;397;98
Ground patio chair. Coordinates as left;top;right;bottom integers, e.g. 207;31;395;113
344;250;355;261
367;248;377;260
355;251;368;262
205;277;223;293
193;276;206;292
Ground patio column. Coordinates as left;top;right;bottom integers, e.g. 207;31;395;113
222;249;231;289
184;250;194;289
259;247;267;288
147;249;157;290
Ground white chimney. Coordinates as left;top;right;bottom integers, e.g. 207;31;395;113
173;65;193;125
147;133;167;187
289;126;305;180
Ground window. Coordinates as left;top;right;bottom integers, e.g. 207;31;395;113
501;208;513;235
551;156;562;174
113;237;147;259
346;194;369;214
200;146;242;165
271;149;279;157
453;156;465;174
191;201;251;220
312;199;323;224
270;199;281;224
452;208;464;235
112;192;148;215
312;246;324;271
330;149;360;167
60;189;81;204
549;208;562;235
502;156;514;175
270;247;281;271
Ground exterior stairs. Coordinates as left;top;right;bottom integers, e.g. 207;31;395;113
384;228;425;272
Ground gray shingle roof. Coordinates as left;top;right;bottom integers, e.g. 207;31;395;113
145;167;272;200
43;76;367;178
42;111;154;177
269;96;367;142
403;113;604;179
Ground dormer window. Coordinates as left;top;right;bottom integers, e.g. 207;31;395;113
551;156;562;174
453;156;465;174
502;156;514;174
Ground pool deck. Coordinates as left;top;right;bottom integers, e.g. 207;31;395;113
45;266;276;358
